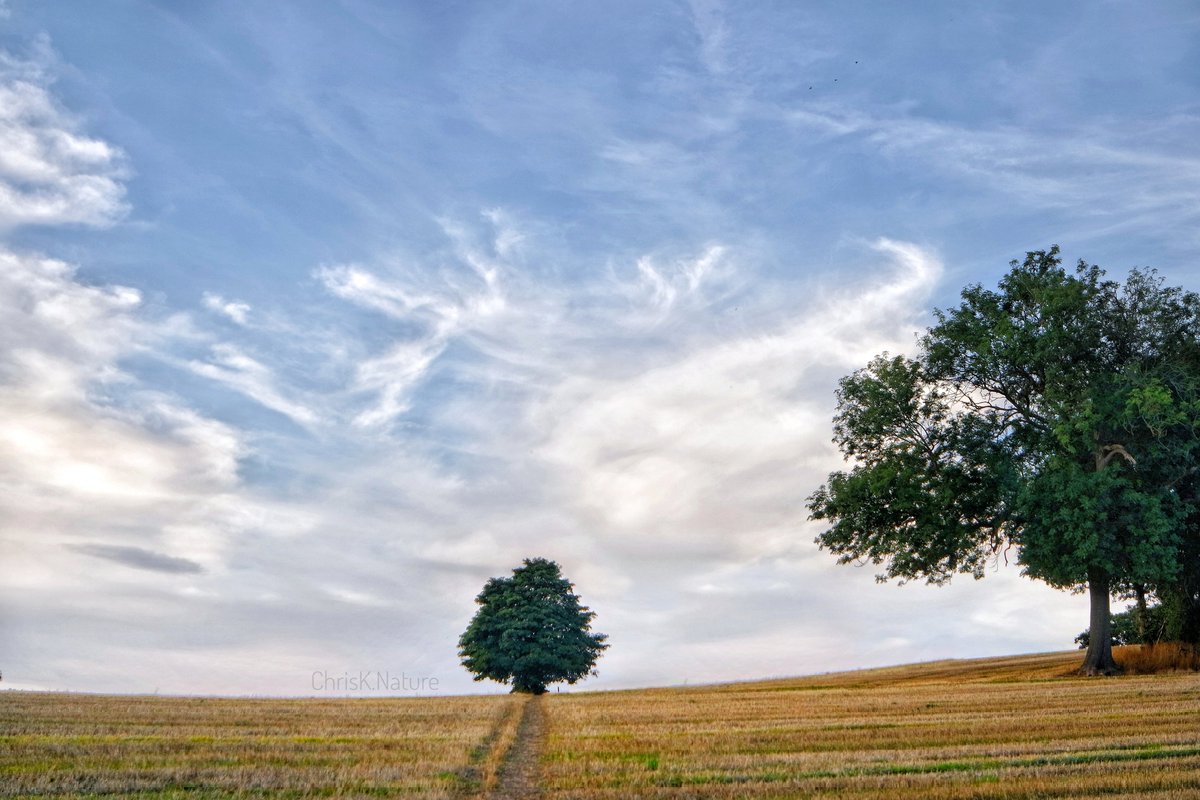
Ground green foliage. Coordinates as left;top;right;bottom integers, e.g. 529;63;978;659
808;246;1200;668
1075;604;1172;648
1016;458;1179;589
808;353;1014;584
458;558;608;694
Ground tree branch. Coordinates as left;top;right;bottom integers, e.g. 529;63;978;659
1097;443;1136;469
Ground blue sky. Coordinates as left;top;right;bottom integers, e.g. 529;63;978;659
3;0;1200;694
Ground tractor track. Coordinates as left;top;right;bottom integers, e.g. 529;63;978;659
486;695;545;800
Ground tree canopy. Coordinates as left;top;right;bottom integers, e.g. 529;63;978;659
807;247;1200;674
458;557;608;694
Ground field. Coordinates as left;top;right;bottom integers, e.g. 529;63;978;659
4;649;1200;799
542;649;1200;799
0;692;521;799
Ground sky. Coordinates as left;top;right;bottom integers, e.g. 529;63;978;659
3;0;1200;696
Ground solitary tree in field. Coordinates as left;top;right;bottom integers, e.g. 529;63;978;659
807;247;1200;675
458;558;608;694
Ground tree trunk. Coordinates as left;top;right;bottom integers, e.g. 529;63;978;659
511;677;547;695
1080;567;1122;675
1134;584;1148;644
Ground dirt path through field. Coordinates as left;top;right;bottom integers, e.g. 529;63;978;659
488;695;545;799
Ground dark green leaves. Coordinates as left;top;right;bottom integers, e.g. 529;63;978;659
810;354;1012;584
808;246;1200;599
458;558;608;694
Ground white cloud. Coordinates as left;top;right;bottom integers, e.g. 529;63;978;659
0;48;128;229
347;337;445;427
624;243;728;319
0;248;142;397
317;263;448;321
0;248;245;592
482;207;525;259
315;221;510;428
535;239;940;559
0;247;386;695
202;292;251;325
0;48;253;644
188;343;319;427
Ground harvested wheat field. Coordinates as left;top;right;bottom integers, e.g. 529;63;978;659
0;691;522;799
4;649;1200;799
542;648;1200;799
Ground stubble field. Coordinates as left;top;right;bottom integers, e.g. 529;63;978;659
0;691;521;799
540;650;1200;799
3;648;1200;799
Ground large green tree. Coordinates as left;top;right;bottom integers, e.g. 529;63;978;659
808;248;1200;675
458;557;608;694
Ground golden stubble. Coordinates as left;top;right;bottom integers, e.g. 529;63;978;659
540;649;1200;799
0;691;519;799
4;649;1199;799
